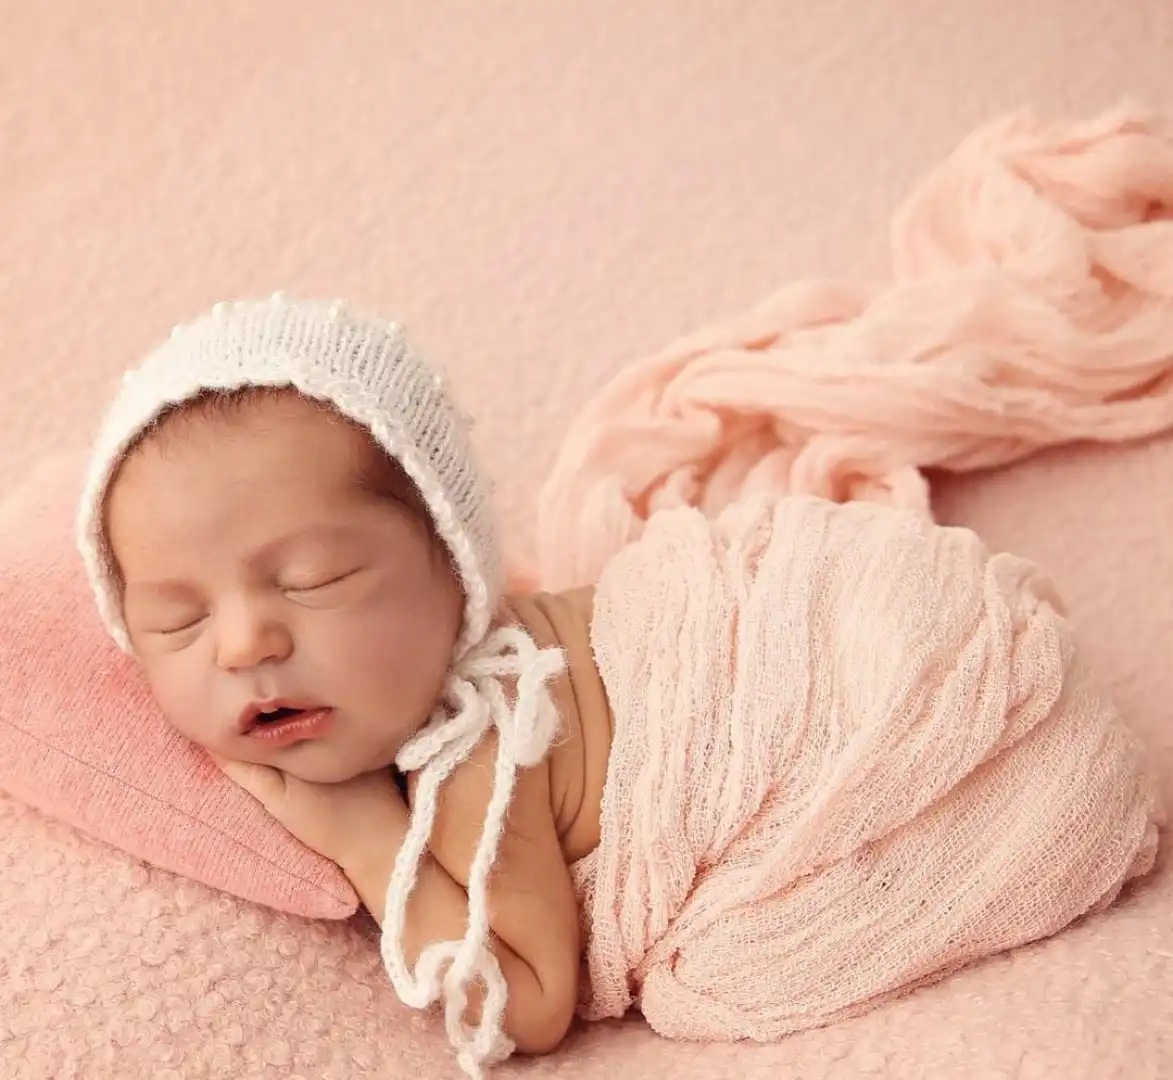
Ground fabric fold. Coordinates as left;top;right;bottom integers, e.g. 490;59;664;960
573;495;1163;1040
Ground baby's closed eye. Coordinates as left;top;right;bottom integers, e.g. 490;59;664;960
281;566;375;607
154;614;207;635
125;600;208;637
282;567;362;593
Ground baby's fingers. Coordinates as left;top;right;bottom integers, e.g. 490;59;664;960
207;752;288;808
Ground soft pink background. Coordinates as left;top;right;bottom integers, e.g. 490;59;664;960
2;3;1172;1078
3;1;1171;560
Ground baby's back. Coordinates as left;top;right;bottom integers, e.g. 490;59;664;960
501;587;612;863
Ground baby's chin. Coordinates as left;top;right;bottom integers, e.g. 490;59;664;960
273;747;398;785
204;739;399;785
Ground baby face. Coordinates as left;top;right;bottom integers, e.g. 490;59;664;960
104;390;464;783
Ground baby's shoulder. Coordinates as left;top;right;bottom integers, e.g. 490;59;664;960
497;585;597;642
407;727;557;888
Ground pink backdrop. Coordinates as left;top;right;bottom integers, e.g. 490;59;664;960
2;3;1171;1078
3;1;1171;558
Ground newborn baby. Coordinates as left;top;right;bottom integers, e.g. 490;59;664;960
77;296;1162;1079
107;385;607;1055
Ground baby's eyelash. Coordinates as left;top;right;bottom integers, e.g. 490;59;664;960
287;569;359;592
157;616;205;635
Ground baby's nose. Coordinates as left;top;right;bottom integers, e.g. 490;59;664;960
214;607;293;672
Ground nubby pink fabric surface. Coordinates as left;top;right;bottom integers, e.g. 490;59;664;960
0;454;357;920
3;4;1173;1078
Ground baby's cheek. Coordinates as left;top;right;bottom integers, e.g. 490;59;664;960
330;617;411;683
141;656;222;748
337;608;453;705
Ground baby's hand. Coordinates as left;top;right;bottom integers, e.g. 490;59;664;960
210;754;407;871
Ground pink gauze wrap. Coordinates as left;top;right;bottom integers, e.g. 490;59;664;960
533;104;1173;592
570;495;1163;1039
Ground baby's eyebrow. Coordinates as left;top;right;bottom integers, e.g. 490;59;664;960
274;524;359;545
122;579;199;602
255;521;378;558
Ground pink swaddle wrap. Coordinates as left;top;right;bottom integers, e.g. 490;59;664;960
533;105;1173;594
572;495;1162;1039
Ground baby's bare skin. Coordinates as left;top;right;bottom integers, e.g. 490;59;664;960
500;588;612;864
106;388;612;1055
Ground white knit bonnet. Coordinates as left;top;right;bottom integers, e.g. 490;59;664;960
76;294;564;1078
77;292;500;658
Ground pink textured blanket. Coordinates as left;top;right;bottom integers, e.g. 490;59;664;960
573;495;1162;1038
535;106;1173;591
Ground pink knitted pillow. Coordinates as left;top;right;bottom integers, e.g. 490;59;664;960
0;453;358;919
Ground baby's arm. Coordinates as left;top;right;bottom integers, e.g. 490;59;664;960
344;732;581;1056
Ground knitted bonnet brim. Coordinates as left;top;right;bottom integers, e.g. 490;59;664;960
76;294;503;658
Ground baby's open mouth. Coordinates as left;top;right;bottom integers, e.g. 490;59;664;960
243;705;335;746
254;706;304;725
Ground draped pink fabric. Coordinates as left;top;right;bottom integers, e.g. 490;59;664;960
535;107;1173;591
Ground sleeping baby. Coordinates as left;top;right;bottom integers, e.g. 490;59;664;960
76;296;1163;1078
